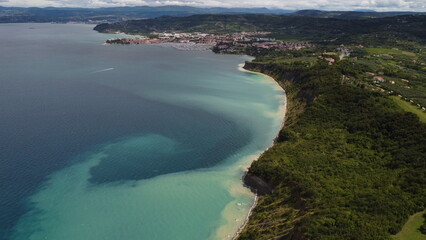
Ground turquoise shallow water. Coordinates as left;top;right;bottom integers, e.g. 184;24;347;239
0;23;285;239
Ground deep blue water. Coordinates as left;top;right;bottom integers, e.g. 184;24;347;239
0;23;284;239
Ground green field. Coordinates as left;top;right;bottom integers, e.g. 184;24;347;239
392;211;426;240
365;48;417;57
391;96;426;123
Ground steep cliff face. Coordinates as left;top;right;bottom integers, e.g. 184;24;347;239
93;23;112;33
243;174;273;195
243;62;313;128
243;62;306;85
243;62;315;102
240;62;311;240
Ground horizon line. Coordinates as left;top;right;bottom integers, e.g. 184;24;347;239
0;5;425;13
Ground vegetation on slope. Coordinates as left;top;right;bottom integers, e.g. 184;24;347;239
239;58;426;240
391;97;426;123
94;14;426;45
392;211;426;240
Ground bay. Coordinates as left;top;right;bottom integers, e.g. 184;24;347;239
0;23;285;240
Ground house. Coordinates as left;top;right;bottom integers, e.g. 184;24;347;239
373;76;385;82
324;57;335;65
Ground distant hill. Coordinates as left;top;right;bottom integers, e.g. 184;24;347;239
0;6;293;23
94;14;426;45
292;9;424;19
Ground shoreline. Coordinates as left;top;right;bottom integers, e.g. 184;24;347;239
98;33;287;239
228;63;287;240
238;63;287;131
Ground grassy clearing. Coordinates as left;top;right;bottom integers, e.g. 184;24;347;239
391;96;426;123
366;48;416;57
392;211;426;240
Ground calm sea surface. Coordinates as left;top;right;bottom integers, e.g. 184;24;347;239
0;23;285;240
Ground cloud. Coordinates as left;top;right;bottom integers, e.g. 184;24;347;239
2;0;426;11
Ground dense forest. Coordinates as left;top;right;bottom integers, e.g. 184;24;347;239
238;57;426;239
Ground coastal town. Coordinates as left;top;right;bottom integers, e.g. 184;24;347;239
105;31;314;53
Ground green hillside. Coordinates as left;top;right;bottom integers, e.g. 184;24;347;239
239;57;426;240
94;14;426;45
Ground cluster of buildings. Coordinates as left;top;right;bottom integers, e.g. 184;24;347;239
153;31;273;45
215;40;314;54
106;36;161;44
105;31;314;53
366;72;398;85
366;72;409;86
365;72;425;111
106;31;271;45
213;38;313;53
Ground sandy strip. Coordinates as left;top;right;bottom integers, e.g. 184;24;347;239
227;63;287;239
212;62;287;240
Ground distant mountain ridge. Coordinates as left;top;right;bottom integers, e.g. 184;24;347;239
0;6;293;23
0;6;424;23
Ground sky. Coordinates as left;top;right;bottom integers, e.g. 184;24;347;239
0;0;425;11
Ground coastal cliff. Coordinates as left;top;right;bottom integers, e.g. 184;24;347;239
241;61;313;240
238;60;426;240
243;61;312;135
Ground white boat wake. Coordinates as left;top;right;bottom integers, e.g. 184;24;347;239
92;68;114;73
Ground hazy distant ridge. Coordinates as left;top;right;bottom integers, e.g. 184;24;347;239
0;6;424;23
0;6;292;23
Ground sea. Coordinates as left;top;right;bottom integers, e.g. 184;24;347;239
0;23;285;240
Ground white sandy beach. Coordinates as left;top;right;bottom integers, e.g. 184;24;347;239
213;63;288;240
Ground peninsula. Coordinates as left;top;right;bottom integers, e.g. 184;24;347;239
104;31;313;54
